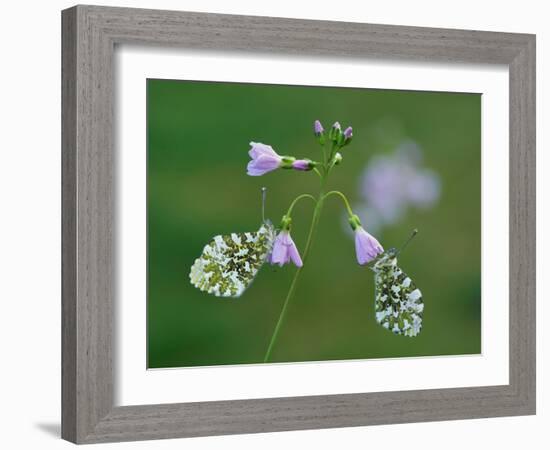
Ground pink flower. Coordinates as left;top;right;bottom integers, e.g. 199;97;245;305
268;230;303;267
354;226;384;265
247;142;283;176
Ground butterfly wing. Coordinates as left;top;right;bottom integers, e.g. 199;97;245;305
189;222;275;298
373;255;423;337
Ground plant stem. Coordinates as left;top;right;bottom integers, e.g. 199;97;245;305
262;131;350;362
286;193;316;217
323;190;354;217
263;188;326;363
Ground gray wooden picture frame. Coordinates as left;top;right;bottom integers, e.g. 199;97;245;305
61;4;536;444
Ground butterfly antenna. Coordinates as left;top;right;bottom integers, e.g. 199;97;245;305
397;229;418;255
261;187;267;222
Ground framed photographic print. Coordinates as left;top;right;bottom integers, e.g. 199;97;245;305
62;4;536;444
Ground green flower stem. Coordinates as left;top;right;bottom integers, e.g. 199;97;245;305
325;143;342;177
323;190;354;217
263;184;327;363
321;143;327;167
263;136;349;363
285;193;316;217
328;142;337;165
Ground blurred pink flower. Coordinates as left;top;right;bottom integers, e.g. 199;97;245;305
357;141;441;232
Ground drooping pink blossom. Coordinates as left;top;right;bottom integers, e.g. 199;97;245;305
354;226;384;265
269;230;303;267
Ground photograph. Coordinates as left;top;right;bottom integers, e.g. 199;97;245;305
0;0;541;447
147;79;482;368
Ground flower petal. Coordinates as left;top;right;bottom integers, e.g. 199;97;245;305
354;227;383;265
269;234;288;266
268;231;303;267
249;142;279;159
287;241;303;267
247;155;282;176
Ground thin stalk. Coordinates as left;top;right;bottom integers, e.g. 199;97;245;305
263;186;326;363
286;193;316;217
323;190;354;217
321;142;327;167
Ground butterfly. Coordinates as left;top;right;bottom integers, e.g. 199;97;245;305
189;221;276;298
371;235;423;337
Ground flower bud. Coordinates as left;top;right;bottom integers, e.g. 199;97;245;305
344;126;353;139
329;121;342;142
343;126;353;145
292;159;315;171
314;120;324;136
314;120;325;145
337;131;346;146
333;152;343;165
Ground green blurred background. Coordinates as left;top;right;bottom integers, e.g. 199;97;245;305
147;78;481;368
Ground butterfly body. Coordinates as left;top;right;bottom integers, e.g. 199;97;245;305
372;249;423;337
189;222;275;298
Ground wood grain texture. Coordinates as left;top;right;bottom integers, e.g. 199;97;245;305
61;6;77;443
61;4;536;444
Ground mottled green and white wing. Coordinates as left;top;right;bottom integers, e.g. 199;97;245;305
189;223;275;298
373;254;423;337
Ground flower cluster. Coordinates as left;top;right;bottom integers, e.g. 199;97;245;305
246;120;383;267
